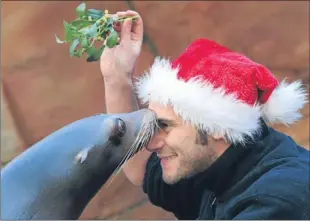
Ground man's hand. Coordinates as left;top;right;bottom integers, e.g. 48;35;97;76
100;10;143;79
100;9;143;113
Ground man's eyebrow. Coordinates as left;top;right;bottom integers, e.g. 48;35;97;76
156;118;178;127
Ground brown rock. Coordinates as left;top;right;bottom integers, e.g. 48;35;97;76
134;1;309;69
1;86;25;163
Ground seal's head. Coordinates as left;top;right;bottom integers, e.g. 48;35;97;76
101;108;158;164
73;108;158;184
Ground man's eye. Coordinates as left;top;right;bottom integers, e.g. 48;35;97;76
156;119;169;129
158;121;168;129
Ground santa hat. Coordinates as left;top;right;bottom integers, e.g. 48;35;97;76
134;39;308;144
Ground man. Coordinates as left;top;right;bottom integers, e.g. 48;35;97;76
100;10;310;219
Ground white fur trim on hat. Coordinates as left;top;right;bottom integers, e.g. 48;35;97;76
134;57;308;145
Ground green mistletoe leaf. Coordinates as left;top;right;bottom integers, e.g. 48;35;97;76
88;23;98;37
74;48;84;58
86;45;105;62
71;19;95;30
81;36;89;48
106;31;118;48
79;23;97;37
63;20;74;41
87;9;104;20
88;9;104;16
69;39;80;57
76;2;86;17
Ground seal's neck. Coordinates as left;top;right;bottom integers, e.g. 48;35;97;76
67;147;122;218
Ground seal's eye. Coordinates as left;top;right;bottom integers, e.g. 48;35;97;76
116;118;126;137
109;118;127;145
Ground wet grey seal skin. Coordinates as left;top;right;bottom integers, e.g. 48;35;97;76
1;109;156;220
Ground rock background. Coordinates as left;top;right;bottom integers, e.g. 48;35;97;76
1;1;309;219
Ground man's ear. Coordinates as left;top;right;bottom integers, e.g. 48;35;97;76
212;134;222;140
211;134;228;143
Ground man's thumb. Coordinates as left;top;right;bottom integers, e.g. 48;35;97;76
121;18;133;42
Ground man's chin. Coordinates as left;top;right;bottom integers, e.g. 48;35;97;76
162;171;183;185
162;175;178;185
160;157;184;184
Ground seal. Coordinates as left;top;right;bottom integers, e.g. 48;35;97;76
1;108;157;220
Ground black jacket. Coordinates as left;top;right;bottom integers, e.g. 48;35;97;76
142;121;310;219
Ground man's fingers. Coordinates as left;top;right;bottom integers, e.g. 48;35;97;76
116;11;127;17
120;18;133;43
125;10;143;40
117;10;137;18
123;10;138;16
115;10;143;42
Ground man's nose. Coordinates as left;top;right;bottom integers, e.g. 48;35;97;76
146;133;165;152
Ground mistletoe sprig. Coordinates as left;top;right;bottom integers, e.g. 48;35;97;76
55;2;138;62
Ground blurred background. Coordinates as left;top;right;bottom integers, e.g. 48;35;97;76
1;1;309;219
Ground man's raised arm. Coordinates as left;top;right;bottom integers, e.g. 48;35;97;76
100;10;152;186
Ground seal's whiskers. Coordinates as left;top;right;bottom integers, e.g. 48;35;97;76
104;116;158;188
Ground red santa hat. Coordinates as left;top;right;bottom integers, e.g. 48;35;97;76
134;39;308;144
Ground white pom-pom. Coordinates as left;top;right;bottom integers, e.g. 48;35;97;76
262;79;308;125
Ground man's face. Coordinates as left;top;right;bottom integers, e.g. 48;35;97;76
146;102;228;185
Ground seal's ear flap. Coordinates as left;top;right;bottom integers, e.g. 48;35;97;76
109;118;127;144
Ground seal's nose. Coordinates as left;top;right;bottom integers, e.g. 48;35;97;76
120;109;157;154
126;108;157;136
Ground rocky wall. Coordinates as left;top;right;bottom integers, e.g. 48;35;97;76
1;1;309;219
